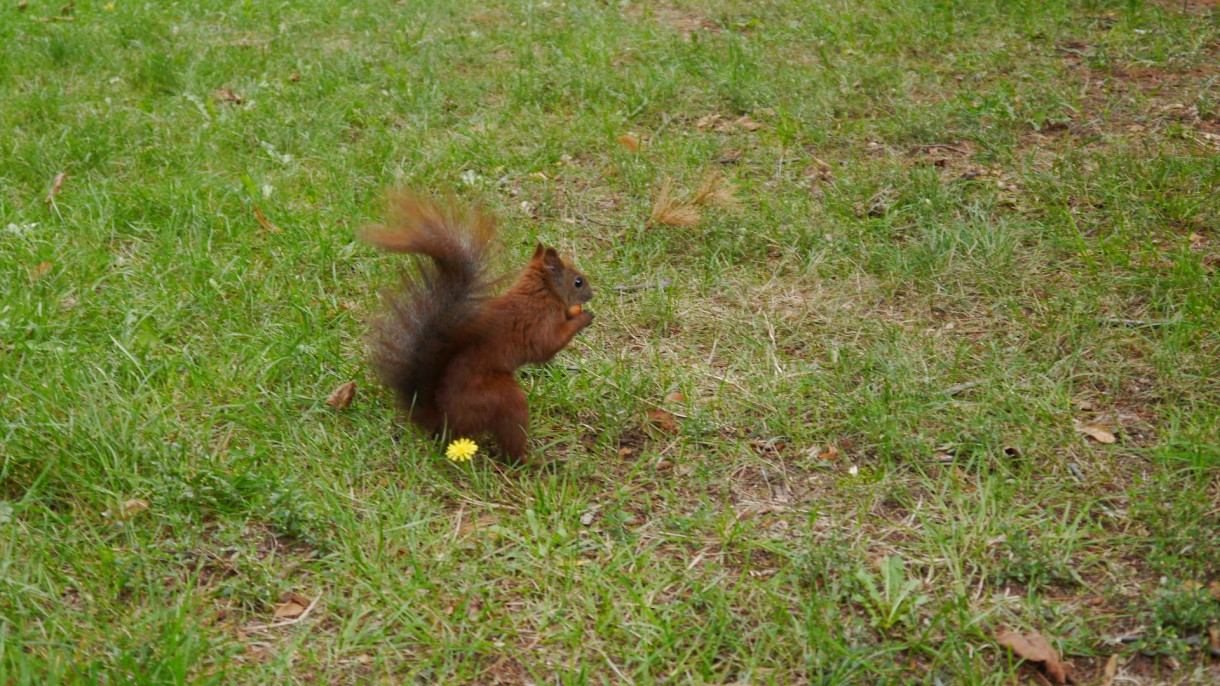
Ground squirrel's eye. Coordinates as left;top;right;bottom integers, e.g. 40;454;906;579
575;277;584;288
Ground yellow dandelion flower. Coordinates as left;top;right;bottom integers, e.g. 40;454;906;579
445;438;479;462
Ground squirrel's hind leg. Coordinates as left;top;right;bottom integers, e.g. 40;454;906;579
487;379;530;464
438;372;532;465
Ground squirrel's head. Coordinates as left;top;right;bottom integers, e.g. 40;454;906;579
532;243;593;306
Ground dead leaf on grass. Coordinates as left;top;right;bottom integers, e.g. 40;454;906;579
996;628;1072;685
326;381;357;411
44;172;67;206
124;499;150;515
1099;654;1118;686
664;391;686;403
338;653;374;666
212;88;244;104
817;445;839;461
728;115;763;131
646;408;679;435
273;592;311;620
698;114;764;133
252;205;282;233
103;498;150;522
1075;421;1116;444
616;134;641;152
29;261;52;280
648;177;700;227
457;512;498;538
716;149;742;164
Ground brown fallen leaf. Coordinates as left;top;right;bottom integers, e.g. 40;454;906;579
616;446;634;459
817;445;839;461
457;512;498;538
29;262;53;280
646;408;679;435
664;391;686;403
273;592;311;620
338;653;374;666
616;134;641;152
212;88;244;104
712;115;763;133
1076;422;1116;444
1099;654;1118;686
716;149;742;164
732;115;763;131
326;381;357;411
124;499;150;515
695;113;721;130
648;177;700;227
103;498;150;522
996;628;1072;685
252;205;282;233
44;172;67;206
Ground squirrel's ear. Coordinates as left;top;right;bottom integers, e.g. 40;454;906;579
531;243;546;261
542;247;565;276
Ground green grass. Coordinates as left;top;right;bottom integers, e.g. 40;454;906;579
2;0;1218;683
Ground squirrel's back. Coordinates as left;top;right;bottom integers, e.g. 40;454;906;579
362;192;498;431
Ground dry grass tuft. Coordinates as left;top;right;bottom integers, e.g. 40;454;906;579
649;172;737;227
691;170;739;209
648;177;701;227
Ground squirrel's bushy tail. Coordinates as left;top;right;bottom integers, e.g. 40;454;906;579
361;192;497;432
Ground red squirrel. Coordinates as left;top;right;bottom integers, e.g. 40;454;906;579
361;191;594;464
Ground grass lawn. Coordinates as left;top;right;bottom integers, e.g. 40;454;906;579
2;0;1219;683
